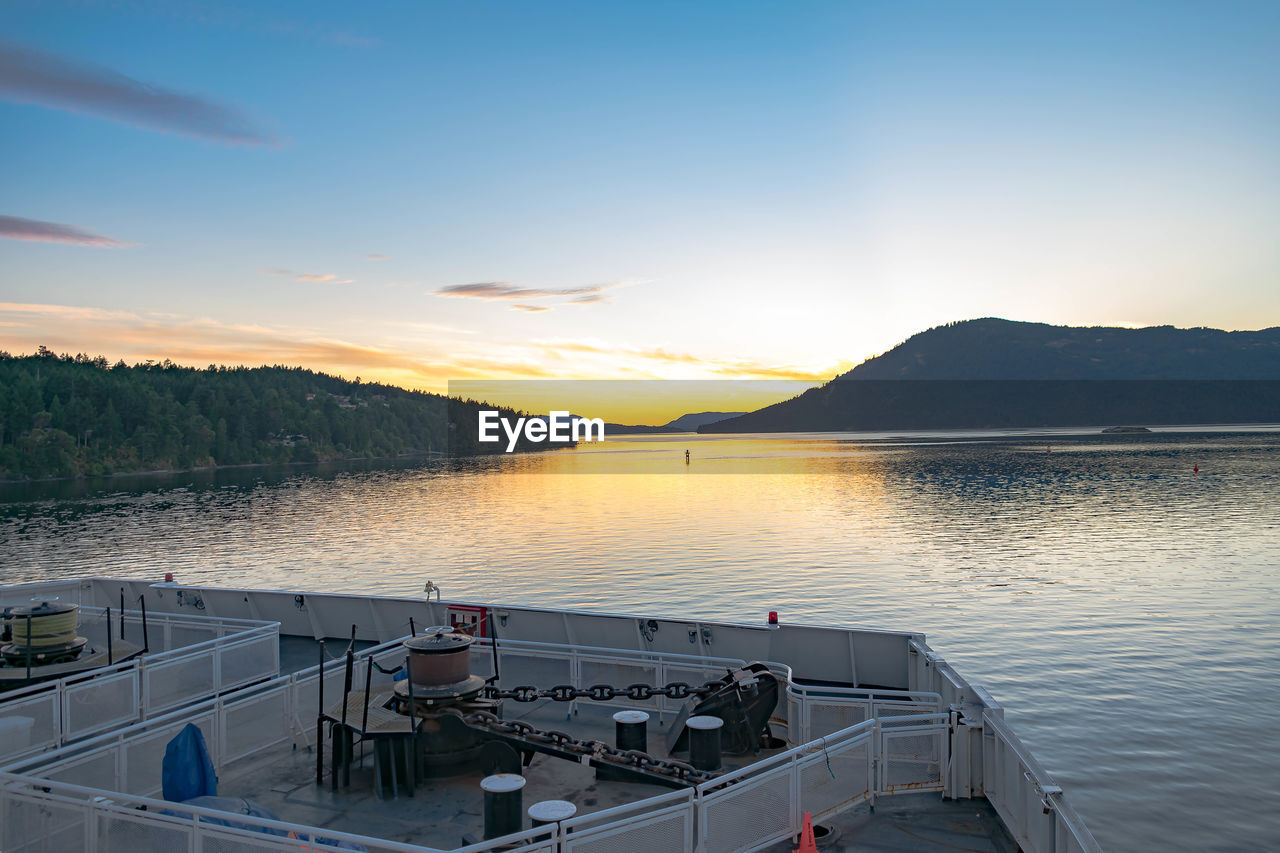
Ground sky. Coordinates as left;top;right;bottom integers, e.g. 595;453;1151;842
2;1;1278;418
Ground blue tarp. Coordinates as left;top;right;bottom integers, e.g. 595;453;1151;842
161;723;218;802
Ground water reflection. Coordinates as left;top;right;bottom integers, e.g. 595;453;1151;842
1;431;1279;851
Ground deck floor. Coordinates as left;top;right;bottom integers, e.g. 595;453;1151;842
221;700;692;848
762;795;1017;853
218;696;1014;852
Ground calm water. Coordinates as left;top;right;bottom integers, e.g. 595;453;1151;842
3;428;1279;851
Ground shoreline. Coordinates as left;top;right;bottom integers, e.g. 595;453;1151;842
0;451;448;485
6;423;1280;485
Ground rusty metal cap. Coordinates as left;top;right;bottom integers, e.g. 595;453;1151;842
403;631;473;653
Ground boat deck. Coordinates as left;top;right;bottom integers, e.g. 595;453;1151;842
217;698;1014;852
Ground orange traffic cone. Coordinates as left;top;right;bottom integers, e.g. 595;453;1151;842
793;810;819;853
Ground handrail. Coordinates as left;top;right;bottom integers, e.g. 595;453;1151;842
983;710;1103;853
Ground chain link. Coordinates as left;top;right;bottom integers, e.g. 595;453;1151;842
469;674;736;784
484;677;726;704
458;708;717;785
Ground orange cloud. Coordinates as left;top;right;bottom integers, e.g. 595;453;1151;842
262;267;355;284
0;303;852;410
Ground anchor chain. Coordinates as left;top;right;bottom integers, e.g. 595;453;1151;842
483;677;728;704
458;709;714;785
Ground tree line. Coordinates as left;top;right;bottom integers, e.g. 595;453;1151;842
0;348;557;480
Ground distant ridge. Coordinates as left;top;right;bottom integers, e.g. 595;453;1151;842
662;411;746;430
606;411;745;434
702;319;1280;433
842;318;1280;380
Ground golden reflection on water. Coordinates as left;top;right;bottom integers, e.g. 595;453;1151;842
1;431;1279;851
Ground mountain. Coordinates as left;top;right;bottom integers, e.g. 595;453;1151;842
701;319;1280;433
662;411;746;430
841;318;1280;380
604;411;746;434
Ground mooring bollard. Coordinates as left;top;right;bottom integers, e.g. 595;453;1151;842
528;799;577;829
686;715;724;771
613;709;650;752
481;773;526;839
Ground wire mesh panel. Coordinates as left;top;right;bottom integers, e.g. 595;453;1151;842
145;653;216;714
221;688;290;764
700;769;794;853
43;747;119;792
796;734;873;822
0;790;89;853
804;699;869;740
0;688;60;762
196;826;297;853
167;624;222;651
118;712;218;792
64;670;140;741
565;806;693;853
561;790;694;853
879;725;945;794
498;648;573;689
217;633;278;690
97;809;192;852
871;699;941;719
123;728;178;797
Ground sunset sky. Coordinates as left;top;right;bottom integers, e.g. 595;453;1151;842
2;1;1278;416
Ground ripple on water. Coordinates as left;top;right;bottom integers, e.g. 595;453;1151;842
1;433;1279;850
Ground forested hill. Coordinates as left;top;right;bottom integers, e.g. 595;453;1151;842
0;349;550;480
842;318;1280;380
701;320;1280;433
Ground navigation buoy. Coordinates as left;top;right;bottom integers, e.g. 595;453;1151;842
1194;464;1199;474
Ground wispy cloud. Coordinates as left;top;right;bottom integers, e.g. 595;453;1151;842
511;304;551;313
262;267;354;284
365;253;390;261
534;338;856;381
0;302;848;396
0;214;132;247
434;280;627;304
0;40;278;146
0;303;559;389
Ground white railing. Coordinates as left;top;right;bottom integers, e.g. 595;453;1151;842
760;657;943;744
908;638;973;707
983;711;1102;853
878;713;948;795
0;611;279;764
561;788;695;852
696;718;880;852
0;715;933;853
0;773;473;853
1;628;1098;853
